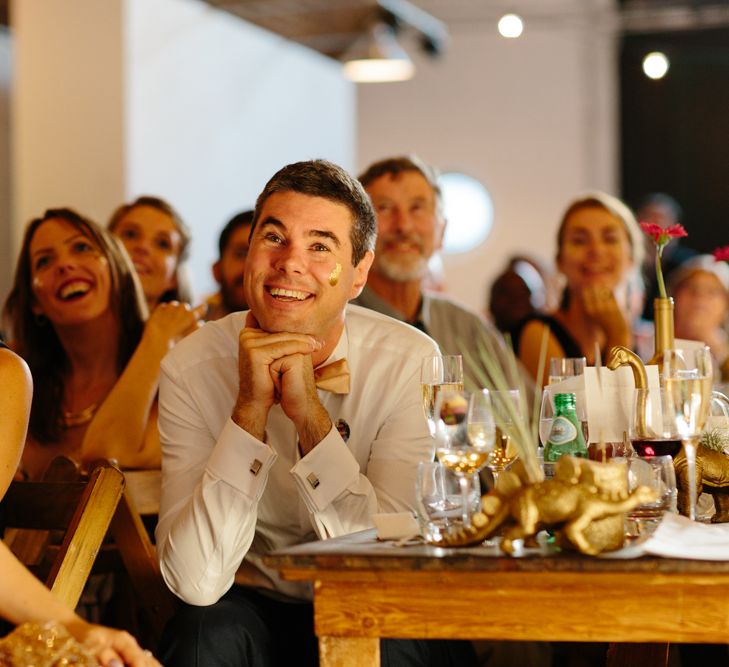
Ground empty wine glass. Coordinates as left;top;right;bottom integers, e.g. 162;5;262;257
548;357;586;385
434;388;494;528
663;346;713;521
420;355;464;437
622;455;678;539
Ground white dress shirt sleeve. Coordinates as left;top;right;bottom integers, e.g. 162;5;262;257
155;359;277;606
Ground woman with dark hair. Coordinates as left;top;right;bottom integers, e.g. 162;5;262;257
515;192;643;385
2;208;203;479
108;195;194;309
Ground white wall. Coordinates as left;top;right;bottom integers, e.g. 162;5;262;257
125;0;354;299
12;0;126;232
4;0;354;304
356;0;619;315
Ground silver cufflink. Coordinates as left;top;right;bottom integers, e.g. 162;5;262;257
307;472;320;489
250;459;262;475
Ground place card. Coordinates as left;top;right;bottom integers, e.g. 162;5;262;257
583;364;661;443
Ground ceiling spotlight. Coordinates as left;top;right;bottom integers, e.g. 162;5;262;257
498;13;524;39
642;51;669;80
343;23;415;83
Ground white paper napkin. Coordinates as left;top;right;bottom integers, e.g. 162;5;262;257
641;512;729;560
372;512;420;540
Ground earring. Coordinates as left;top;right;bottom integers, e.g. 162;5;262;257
34;313;47;326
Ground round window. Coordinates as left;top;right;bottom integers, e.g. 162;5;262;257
440;172;494;254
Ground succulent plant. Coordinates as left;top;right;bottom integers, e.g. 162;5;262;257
700;427;729;452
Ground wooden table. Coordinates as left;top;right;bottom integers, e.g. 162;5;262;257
264;530;729;667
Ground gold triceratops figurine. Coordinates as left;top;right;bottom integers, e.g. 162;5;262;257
439;456;657;555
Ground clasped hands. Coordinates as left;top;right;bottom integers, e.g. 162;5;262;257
232;313;332;455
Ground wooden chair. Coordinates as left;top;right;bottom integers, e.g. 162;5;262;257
2;459;125;608
4;457;177;647
107;469;178;642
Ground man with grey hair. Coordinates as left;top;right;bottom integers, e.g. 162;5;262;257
354;155;528;394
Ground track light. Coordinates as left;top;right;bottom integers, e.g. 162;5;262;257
342;23;415;83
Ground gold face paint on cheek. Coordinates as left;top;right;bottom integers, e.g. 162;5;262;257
32;275;43;291
329;262;342;287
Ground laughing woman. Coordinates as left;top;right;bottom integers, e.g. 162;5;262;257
515;192;644;386
2;208;203;479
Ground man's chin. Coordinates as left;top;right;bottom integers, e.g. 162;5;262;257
375;257;427;283
249;309;310;335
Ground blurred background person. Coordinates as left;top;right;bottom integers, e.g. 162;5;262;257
108;195;193;310
354;155;527;393
515;192;643;386
488;257;548;338
205;209;253;321
636;192;697;320
669;255;729;372
2;209;203;480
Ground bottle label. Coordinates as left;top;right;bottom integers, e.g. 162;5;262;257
547;416;578;445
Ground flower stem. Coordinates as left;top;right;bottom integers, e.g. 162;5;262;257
655;245;667;299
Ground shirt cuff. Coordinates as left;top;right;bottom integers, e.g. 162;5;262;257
290;425;360;513
206;418;277;500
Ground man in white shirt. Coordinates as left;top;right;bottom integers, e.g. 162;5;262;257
155;160;477;666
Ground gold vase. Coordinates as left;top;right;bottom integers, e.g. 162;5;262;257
648;297;674;367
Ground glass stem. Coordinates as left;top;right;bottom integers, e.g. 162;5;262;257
458;475;472;529
684;438;698;521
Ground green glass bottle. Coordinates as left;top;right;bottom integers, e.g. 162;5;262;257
544;393;588;462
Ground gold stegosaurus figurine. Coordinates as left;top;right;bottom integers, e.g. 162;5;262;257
439;456;657;555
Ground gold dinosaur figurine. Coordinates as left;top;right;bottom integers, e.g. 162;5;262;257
438;457;657;555
675;444;729;522
606;345;652;439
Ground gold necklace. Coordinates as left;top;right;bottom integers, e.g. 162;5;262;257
62;403;98;428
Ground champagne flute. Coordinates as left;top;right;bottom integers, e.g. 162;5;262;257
434;388;494;528
663;346;713;521
420;355;464;437
488;389;521;486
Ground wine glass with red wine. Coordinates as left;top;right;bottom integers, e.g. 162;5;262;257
629;387;682;458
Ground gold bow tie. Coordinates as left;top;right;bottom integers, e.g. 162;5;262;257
314;358;350;394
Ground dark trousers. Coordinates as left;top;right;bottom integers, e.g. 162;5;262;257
158;585;477;667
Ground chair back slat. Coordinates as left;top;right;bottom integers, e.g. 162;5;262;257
3;460;125;608
48;464;125;606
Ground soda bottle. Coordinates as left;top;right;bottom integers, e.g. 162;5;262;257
544;393;588;462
